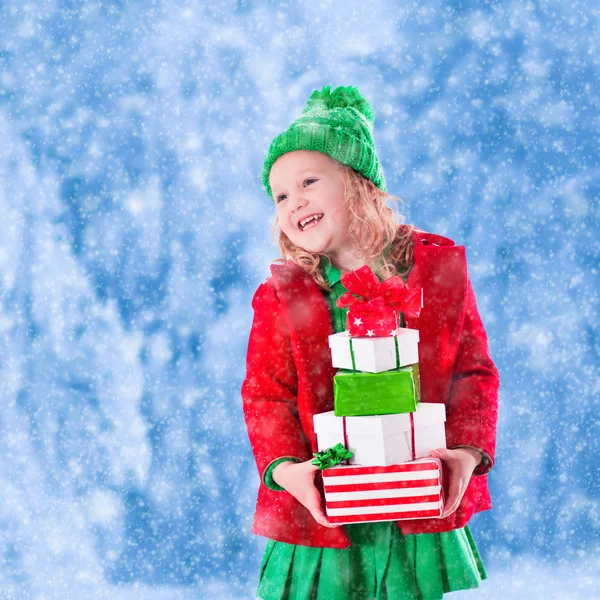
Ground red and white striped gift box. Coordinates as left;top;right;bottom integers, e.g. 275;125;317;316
322;458;444;525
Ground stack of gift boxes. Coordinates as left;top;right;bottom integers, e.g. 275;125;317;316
312;266;447;525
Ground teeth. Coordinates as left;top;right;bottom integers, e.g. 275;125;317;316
300;214;323;229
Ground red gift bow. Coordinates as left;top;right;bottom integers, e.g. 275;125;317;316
336;265;423;319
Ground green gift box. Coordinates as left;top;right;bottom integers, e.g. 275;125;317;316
333;364;420;417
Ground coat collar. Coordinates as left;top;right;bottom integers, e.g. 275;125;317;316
411;228;455;247
320;227;456;288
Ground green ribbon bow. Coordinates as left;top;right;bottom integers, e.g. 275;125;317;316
311;443;354;470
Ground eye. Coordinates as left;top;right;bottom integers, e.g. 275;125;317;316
305;178;317;186
276;193;287;203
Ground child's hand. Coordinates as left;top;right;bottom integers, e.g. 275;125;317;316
430;447;482;518
272;459;340;528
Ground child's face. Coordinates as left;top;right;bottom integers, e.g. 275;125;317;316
270;150;352;260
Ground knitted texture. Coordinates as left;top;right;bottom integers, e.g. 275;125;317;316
262;85;387;200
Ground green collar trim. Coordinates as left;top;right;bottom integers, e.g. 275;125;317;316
322;259;342;287
321;245;394;287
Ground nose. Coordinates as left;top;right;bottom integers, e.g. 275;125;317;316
290;190;308;213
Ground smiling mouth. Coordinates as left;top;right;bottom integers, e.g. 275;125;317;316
298;214;324;231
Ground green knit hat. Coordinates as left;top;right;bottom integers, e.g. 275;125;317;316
262;85;387;200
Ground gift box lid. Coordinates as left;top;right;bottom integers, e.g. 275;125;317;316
328;328;420;346
321;457;442;480
313;402;446;437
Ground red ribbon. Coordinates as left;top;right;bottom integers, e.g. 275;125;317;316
409;412;416;461
342;417;350;464
336;265;423;319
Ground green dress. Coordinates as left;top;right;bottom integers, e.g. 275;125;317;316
256;262;487;600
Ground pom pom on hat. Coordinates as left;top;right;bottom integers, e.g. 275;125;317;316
303;85;375;128
262;84;386;200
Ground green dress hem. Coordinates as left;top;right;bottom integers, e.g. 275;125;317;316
257;522;487;600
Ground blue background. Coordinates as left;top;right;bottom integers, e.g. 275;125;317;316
0;1;597;598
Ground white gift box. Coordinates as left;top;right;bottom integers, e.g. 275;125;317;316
313;403;446;466
322;457;445;524
328;329;420;373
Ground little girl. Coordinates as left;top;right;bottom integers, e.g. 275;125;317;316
242;85;499;600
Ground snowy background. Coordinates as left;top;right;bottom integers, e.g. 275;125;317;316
0;1;598;598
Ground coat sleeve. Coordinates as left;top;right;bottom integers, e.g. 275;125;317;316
445;273;500;476
242;281;313;486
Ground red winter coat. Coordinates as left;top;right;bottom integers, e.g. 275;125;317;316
242;227;500;549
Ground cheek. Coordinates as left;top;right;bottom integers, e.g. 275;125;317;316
276;208;294;234
329;203;350;226
275;205;286;222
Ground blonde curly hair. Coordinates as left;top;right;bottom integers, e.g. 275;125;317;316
273;158;415;290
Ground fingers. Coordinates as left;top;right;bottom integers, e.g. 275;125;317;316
442;477;466;518
441;474;459;518
431;447;448;458
431;448;474;518
304;484;339;528
291;460;339;528
431;448;458;517
310;504;339;528
431;447;453;462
